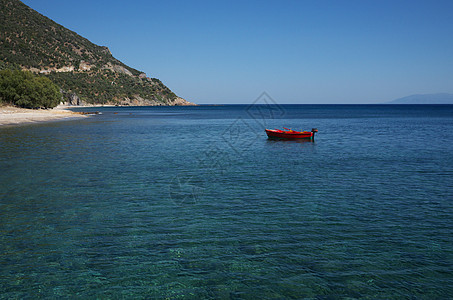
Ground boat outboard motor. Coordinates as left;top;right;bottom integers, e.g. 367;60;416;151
311;128;318;139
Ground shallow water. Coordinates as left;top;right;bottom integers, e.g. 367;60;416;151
1;104;452;298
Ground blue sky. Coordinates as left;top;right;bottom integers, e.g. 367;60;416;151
22;0;453;104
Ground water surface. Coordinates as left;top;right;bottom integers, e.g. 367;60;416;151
1;105;452;298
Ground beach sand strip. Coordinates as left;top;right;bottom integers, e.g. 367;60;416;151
0;106;88;126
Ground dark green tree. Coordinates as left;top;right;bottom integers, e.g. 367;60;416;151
0;69;61;109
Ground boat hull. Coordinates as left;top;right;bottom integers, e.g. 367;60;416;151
265;129;314;139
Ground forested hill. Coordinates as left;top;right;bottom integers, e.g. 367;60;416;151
0;0;192;106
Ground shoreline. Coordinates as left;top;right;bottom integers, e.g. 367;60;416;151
0;105;89;127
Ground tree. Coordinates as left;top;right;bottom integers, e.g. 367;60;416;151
0;69;61;109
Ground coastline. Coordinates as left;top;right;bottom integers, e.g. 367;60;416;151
0;105;89;127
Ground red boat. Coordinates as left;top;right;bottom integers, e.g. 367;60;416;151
265;128;318;139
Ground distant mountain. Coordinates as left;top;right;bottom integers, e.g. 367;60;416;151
387;93;453;104
0;0;193;106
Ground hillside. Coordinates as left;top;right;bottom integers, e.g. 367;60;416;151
0;0;193;106
387;93;453;104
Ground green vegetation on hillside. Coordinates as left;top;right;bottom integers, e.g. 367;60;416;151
47;71;176;104
0;0;181;105
0;69;61;108
0;0;136;73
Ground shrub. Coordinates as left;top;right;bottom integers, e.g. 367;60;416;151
0;69;61;109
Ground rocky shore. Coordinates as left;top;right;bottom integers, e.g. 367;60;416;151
62;91;196;107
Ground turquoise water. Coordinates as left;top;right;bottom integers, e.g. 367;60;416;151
1;104;452;298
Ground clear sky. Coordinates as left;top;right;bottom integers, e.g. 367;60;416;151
21;0;453;104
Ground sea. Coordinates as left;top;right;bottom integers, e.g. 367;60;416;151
0;104;452;299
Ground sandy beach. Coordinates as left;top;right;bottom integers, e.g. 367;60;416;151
0;105;88;126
